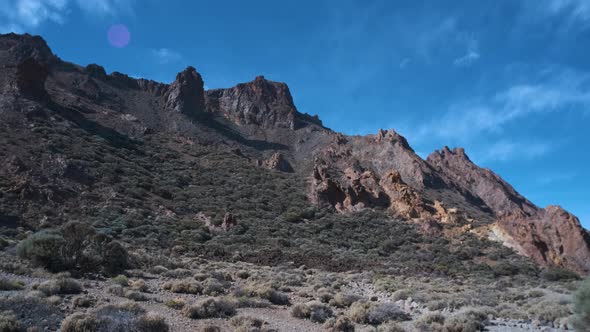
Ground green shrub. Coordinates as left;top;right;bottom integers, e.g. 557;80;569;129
0;279;24;291
0;311;21;332
541;267;580;281
573;278;590;331
182;298;236;319
17;231;65;272
102;241;129;275
112;275;129;287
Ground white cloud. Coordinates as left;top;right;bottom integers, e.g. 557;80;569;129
75;0;134;16
411;68;590;143
0;0;133;31
151;48;182;64
546;0;590;22
453;50;480;67
480;140;555;162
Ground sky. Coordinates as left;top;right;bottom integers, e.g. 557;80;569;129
1;0;589;228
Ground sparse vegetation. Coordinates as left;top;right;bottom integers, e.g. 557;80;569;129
574;278;590;331
291;301;333;323
182;298;236;319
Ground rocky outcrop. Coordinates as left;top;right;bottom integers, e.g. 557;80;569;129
496;207;590;274
205;75;322;129
427;147;537;216
262;153;293;172
427;146;590;274
165;66;206;117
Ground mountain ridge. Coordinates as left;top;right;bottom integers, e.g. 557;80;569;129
1;32;589;274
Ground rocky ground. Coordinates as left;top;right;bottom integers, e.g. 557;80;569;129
0;252;579;332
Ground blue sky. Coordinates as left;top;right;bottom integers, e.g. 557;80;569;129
1;0;589;228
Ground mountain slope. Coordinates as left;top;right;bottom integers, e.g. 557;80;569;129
0;33;588;274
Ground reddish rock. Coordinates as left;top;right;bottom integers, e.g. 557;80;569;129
262;152;294;172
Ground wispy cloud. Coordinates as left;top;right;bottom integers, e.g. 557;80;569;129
478;140;555;163
411;68;590;143
545;0;590;23
151;48;182;64
0;0;133;32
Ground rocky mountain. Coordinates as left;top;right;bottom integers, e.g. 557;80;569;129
1;32;589;275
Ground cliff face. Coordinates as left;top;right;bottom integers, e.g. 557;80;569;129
1;33;588;274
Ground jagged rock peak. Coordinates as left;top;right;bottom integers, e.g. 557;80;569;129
205;75;323;129
428;146;470;162
372;129;413;150
0;33;57;65
165;66;206;117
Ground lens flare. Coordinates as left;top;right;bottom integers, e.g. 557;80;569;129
107;24;131;48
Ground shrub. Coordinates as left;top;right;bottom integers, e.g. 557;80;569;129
165;297;186;310
17;231;65;272
330;293;361;308
528;300;571;322
149;266;168;275
60;312;103;332
124;290;149;302
102;241;129;275
392;289;411;301
323;316;355;332
378;322;407;332
541;267;580;282
202;278;228;296
107;285;125;296
163;269;192;279
366;303;410;325
443;315;484;332
0;279;24;291
201;326;221;332
574;278;590;331
130;279;148;292
0;311;21;332
136;312;169;332
163;280;202;294
290;301;333;323
229;316;265;332
247;286;290;305
72;296;95;308
112;275;129;287
415;312;445;331
182;298;236;319
37;278;82;296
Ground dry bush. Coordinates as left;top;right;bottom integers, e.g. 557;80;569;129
229;316;269;332
124;290;149;302
136;312;169;332
378;322;407;332
348;302;409;325
329;293;362;308
72;296;95;308
164;298;186;310
0;311;21;332
290;301;333;323
323;316;355;332
37;278;82;296
182;298;236;319
415;312;445;332
163;280;203;294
